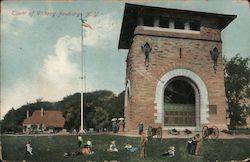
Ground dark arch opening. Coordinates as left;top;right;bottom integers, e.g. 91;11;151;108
164;78;196;126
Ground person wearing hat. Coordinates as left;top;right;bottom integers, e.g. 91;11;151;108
118;119;125;133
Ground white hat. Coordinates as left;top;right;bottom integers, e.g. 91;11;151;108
111;118;117;122
169;146;175;151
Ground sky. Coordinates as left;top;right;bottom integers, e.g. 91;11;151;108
1;0;249;119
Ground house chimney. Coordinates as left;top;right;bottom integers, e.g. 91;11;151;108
26;110;29;118
41;108;44;117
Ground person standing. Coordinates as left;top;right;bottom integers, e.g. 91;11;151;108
114;121;119;133
118;119;125;133
190;135;197;155
195;134;202;155
77;134;83;148
112;120;118;133
140;132;148;158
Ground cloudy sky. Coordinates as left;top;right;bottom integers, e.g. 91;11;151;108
1;0;249;118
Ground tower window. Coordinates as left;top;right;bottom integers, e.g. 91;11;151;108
175;21;185;29
159;17;169;28
190;21;200;31
143;16;154;27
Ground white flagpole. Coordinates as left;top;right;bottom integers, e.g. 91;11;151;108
80;13;84;133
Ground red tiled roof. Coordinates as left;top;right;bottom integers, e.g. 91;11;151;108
23;110;65;128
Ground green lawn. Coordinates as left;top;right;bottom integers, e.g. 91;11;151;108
1;134;250;162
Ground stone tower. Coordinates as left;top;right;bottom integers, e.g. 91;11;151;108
118;3;236;132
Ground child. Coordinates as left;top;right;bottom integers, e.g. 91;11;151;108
77;134;83;148
107;141;118;152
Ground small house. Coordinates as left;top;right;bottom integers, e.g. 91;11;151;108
23;108;65;133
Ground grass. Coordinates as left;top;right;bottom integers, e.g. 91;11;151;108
230;129;250;135
1;134;250;162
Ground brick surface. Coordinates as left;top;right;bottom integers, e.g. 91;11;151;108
125;26;227;132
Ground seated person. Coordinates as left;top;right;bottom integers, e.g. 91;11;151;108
107;141;118;152
64;150;82;156
162;146;175;157
124;144;138;153
87;139;92;148
25;141;33;155
81;144;93;156
124;144;132;150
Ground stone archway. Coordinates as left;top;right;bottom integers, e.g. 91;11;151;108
154;69;209;130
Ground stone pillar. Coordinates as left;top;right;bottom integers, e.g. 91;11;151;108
137;15;143;26
153;17;159;27
169;20;175;29
185;21;190;30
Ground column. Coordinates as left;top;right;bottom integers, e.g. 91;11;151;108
153;17;159;27
169;20;175;29
137;15;143;26
185;21;190;30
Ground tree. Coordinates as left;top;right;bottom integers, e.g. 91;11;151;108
1;90;125;133
92;107;109;131
224;54;250;129
1;108;17;133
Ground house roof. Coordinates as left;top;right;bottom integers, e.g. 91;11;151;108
23;110;65;128
118;3;237;49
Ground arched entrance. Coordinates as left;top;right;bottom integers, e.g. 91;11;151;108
154;69;209;131
164;77;196;126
